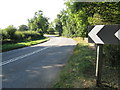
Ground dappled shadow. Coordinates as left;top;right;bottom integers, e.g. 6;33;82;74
2;44;76;88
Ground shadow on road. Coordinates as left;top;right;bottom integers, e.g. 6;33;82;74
2;44;76;88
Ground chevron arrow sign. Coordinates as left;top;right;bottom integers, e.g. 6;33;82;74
88;25;120;44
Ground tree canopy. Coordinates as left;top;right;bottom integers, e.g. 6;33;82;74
28;10;49;35
54;1;120;38
18;25;29;31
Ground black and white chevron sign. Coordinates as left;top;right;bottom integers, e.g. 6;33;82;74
88;25;120;44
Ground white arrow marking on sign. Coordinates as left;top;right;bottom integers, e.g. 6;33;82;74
115;29;120;40
88;25;104;44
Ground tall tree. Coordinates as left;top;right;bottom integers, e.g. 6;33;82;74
28;10;49;35
54;14;63;36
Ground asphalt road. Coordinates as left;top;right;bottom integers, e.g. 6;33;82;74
1;35;76;88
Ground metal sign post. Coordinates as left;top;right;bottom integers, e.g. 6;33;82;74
88;24;120;87
96;44;103;86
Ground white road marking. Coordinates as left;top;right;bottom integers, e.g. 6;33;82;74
0;46;50;66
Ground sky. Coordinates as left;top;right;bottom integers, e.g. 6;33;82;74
0;0;66;29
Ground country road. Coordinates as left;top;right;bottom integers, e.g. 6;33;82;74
2;35;76;88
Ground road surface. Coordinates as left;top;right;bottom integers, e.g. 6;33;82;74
1;35;76;88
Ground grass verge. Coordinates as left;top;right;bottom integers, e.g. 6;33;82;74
53;37;119;89
53;37;120;90
1;37;49;52
53;37;96;88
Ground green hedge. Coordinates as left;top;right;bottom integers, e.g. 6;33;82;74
1;29;43;42
23;31;42;40
103;44;120;67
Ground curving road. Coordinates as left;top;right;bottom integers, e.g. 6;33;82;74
2;35;76;88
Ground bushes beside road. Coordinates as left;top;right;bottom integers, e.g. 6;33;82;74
14;31;43;41
0;25;49;52
0;25;43;42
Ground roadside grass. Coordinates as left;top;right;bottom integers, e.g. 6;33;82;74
1;37;49;52
53;37;96;88
53;37;119;89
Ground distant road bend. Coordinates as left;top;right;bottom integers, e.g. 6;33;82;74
2;35;76;88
